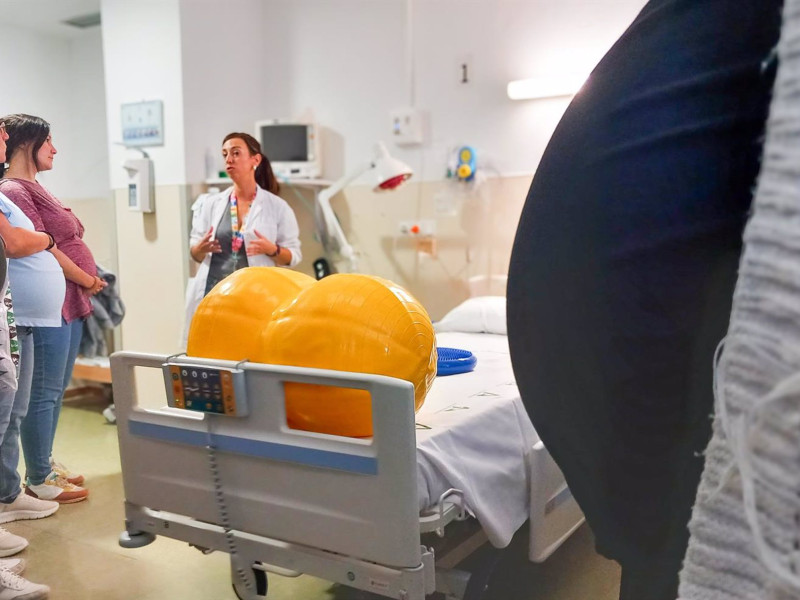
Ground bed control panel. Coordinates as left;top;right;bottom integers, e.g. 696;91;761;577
162;363;248;417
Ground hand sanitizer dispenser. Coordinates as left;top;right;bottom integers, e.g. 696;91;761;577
123;157;155;213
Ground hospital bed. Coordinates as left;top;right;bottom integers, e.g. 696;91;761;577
111;326;584;600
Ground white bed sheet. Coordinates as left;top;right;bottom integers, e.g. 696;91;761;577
415;331;539;548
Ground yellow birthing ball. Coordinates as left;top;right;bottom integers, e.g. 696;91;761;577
187;267;315;361
260;274;437;437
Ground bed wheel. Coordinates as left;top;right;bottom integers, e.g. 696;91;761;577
231;562;268;599
118;530;156;548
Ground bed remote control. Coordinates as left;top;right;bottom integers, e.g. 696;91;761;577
162;363;248;417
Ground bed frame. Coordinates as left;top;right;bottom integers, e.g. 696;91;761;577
111;351;583;600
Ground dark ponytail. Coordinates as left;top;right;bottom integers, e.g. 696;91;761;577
222;132;280;195
255;152;280;196
0;114;51;178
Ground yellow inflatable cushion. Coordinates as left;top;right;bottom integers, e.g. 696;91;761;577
187;269;437;437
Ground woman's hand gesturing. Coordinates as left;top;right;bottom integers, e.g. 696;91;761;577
246;230;277;256
191;227;221;261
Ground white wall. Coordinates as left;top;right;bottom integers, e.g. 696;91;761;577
174;0;646;185
101;0;186;189
63;29;110;199
261;0;408;180
1;1;647;193
0;25;109;200
413;0;645;177
231;0;647;183
179;0;270;183
101;0;193;361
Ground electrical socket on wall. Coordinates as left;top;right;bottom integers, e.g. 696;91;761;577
398;219;436;236
390;107;424;146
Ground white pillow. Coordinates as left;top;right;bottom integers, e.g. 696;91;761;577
434;296;507;335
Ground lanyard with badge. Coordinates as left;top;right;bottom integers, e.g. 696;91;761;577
229;191;255;261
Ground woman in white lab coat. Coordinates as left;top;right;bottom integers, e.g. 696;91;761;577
184;132;302;331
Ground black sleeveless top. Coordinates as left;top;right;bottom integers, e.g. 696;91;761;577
205;199;248;295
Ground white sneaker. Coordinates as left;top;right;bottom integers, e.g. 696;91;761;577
0;530;26;558
102;404;116;424
25;473;87;505
0;568;48;600
0;494;58;524
0;559;25;575
48;459;83;486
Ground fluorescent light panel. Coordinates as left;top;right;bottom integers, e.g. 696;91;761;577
507;74;588;100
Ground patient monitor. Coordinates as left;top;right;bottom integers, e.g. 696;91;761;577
255;120;321;179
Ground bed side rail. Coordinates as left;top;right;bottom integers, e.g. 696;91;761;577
528;440;585;563
111;351;422;569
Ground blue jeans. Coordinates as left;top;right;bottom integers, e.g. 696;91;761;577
21;318;83;485
0;327;33;503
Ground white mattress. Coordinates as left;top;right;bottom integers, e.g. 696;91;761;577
415;331;539;548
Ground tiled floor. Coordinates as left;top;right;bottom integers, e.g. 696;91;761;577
8;394;621;600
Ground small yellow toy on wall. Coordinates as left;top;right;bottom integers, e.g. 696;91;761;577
455;145;476;182
187;268;437;437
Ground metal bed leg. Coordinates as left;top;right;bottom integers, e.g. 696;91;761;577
462;547;504;600
231;559;268;600
433;546;504;600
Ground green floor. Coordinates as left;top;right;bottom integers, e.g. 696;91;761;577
9;394;621;600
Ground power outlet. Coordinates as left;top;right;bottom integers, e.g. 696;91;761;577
390;108;424;146
398;219;436;236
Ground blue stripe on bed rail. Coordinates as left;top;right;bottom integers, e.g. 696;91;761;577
128;420;378;475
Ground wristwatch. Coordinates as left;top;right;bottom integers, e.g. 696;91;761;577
267;244;281;258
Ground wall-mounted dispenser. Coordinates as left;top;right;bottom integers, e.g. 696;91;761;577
123;154;155;213
120;99;163;213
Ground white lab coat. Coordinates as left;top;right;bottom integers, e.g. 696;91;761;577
182;185;302;344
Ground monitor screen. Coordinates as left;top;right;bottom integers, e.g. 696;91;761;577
258;124;308;162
